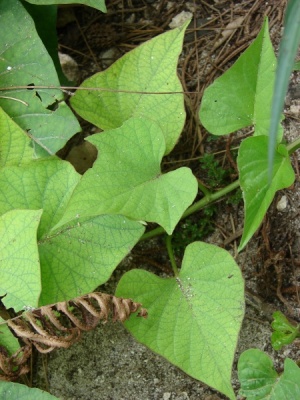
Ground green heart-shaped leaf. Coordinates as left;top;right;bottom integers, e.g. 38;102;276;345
199;19;281;139
58;118;198;234
238;349;300;399
116;241;245;400
0;158;144;306
71;22;189;154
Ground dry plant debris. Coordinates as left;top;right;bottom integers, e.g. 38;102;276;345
0;293;147;381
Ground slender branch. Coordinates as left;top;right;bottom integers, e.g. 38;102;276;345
165;235;179;277
141;180;240;241
182;180;240;219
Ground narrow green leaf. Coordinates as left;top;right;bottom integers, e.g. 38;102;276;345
116;242;245;400
0;209;42;311
238;136;294;251
200;19;281;138
0;381;59;400
0;0;80;156
57;118;198;234
238;349;300;399
0;107;34;167
0;317;20;355
71;22;189;154
39;214;144;305
24;0;106;12
268;0;300;177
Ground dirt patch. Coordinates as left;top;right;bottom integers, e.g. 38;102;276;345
32;1;300;399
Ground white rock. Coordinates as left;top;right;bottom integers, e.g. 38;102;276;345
276;195;287;211
169;11;193;29
100;47;121;69
58;52;80;83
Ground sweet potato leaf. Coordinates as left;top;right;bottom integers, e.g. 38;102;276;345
237;136;294;251
0;0;80;156
71;21;189;154
57;118;198;235
116;242;245;400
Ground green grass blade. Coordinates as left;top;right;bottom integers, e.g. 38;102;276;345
268;0;300;178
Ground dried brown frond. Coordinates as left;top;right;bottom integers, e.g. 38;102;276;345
0;344;31;381
0;292;147;380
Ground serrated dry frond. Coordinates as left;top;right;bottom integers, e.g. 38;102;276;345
0;292;147;380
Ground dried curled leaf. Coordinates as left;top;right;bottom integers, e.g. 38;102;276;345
0;345;31;381
0;292;147;380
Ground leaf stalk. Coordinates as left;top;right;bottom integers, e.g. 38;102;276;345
141;180;240;241
165;235;179;277
287;136;300;155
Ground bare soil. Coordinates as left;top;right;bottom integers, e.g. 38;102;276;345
33;1;300;399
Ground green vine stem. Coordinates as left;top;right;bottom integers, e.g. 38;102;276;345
165;235;179;277
197;180;211;197
287;136;300;155
141;180;240;241
141;136;300;242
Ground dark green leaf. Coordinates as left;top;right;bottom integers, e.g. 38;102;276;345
24;0;106;12
0;0;80;156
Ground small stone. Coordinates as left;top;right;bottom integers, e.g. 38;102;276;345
276;195;287;211
290;102;300;116
100;47;121;69
58;52;80;83
169;11;193;29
